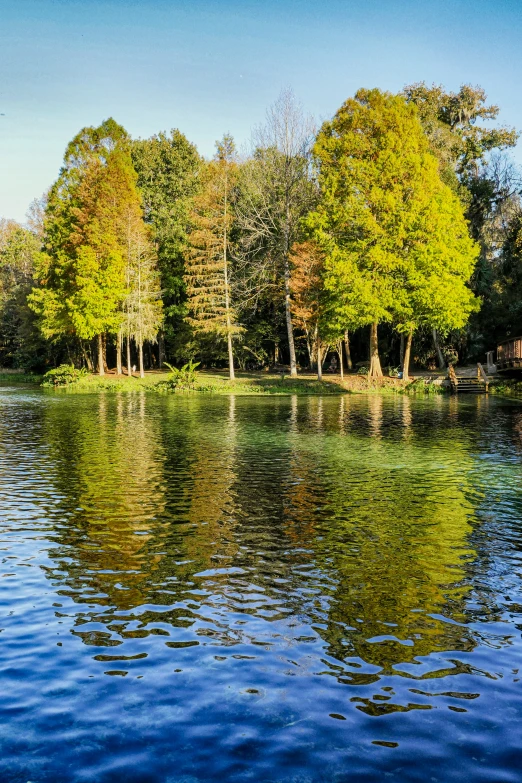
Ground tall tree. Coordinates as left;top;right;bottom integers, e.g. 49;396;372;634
403;83;518;184
132;130;202;364
28;119;144;375
235;89;316;376
405;82;520;359
393;190;479;379
185;136;241;379
309;89;478;377
123;216;163;378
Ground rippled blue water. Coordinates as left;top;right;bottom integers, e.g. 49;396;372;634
1;388;522;782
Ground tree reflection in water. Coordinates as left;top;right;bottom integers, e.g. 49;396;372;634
39;392;480;698
3;389;522;781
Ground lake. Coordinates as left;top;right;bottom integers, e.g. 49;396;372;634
1;388;521;782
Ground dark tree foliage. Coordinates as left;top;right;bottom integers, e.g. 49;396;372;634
0;220;52;369
131;131;202;362
405;82;521;361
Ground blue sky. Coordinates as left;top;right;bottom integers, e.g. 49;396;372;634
1;0;521;222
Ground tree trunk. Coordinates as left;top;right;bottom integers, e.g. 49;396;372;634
282;179;298;378
127;337;132;376
116;330;122;375
433;328;445;369
227;331;235;380
344;330;352;371
369;322;382;377
317;342;323;381
223;163;235;381
97;334;105;376
81;340;93;371
158;329;165;369
139;341;144;378
102;333;108;373
306;336;312;370
400;333;405;370
338;340;344;381
403;329;413;381
284;265;297;377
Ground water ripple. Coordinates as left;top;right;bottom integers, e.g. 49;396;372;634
0;389;522;781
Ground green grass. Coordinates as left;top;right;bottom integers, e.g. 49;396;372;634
401;378;446;395
47;370;349;395
0;367;450;396
39;369;451;396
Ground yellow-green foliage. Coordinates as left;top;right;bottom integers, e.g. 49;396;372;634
308;89;479;336
28;120;142;342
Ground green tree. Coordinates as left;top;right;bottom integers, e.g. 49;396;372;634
0;219;45;368
29;119;144;375
185;137;242;379
393;189;479;379
405;83;520;361
131;130;202;364
309;89;479;377
403;82;518;185
485;211;522;342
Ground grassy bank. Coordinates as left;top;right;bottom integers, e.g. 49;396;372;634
43;370;349;395
489;378;522;398
0;368;448;395
0;370;43;384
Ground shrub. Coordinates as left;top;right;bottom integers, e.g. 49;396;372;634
160;360;201;391
402;378;445;395
42;364;88;387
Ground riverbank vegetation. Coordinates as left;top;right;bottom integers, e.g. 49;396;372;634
1;83;520;385
31;364;449;396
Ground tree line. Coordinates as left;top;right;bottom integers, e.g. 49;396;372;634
1;83;520;379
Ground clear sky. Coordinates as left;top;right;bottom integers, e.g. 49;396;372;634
1;0;521;222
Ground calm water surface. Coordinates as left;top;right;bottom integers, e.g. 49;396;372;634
1;388;522;782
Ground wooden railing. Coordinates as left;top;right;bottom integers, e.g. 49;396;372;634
497;337;522;362
477;363;489;390
448;364;457;392
447;364;488;393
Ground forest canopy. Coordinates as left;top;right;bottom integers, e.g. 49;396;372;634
1;83;520;378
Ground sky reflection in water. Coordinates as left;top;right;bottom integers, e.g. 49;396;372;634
0;390;521;782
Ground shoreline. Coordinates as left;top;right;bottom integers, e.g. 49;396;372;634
0;369;447;396
2;370;522;400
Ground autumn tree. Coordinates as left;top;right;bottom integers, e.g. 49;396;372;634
29;119;145;375
185;136;241;379
290;241;339;380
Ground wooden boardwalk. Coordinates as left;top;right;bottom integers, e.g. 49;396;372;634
497;337;522;372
